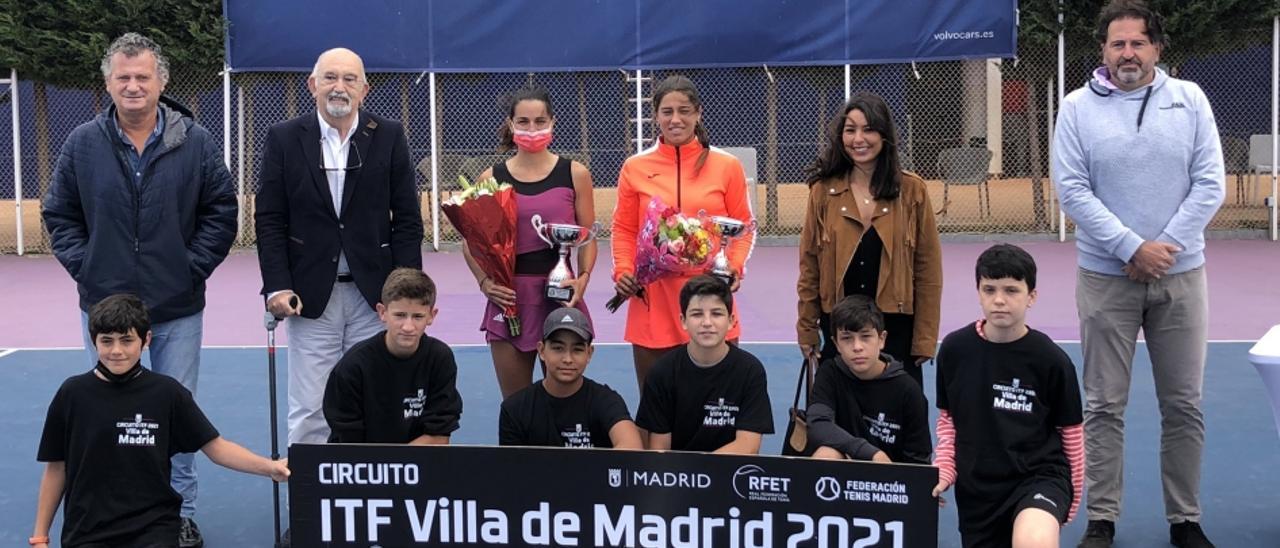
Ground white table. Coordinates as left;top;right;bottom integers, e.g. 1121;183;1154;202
1249;324;1280;439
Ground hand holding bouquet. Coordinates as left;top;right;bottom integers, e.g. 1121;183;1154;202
442;176;521;335
605;197;719;312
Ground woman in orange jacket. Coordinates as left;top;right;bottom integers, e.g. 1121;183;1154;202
796;91;942;387
612;75;756;388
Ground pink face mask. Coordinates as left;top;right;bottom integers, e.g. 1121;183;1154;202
512;128;553;152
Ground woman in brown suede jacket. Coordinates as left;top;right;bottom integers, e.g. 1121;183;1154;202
796;91;942;387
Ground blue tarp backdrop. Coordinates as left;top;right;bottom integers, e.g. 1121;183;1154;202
223;0;1018;72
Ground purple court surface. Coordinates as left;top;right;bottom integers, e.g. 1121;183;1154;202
2;240;1277;349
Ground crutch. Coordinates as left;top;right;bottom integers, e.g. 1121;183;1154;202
263;295;295;548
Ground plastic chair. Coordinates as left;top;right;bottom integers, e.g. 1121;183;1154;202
1249;135;1276;204
1222;136;1249;204
937;146;993;218
720;146;760;215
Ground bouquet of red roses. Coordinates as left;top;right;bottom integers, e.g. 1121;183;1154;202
605;196;719;312
442;176;520;335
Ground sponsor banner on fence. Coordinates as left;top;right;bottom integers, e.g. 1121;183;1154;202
289;443;938;547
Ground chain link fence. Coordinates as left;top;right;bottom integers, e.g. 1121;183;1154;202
1;33;1276;254
1181;29;1275;231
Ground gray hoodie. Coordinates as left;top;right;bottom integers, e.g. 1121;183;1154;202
1052;66;1224;276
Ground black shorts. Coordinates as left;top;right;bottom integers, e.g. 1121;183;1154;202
956;478;1071;548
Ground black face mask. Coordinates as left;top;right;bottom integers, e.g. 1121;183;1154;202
95;361;143;384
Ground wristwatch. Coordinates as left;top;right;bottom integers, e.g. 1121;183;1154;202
28;536;50;546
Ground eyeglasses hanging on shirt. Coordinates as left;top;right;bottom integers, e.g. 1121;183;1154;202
319;140;364;172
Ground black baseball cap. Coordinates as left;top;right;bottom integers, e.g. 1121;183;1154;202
542;308;593;343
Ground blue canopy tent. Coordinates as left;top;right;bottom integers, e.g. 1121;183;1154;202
223;0;1018;72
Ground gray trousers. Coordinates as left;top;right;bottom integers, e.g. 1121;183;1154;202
286;281;382;446
1077;266;1208;523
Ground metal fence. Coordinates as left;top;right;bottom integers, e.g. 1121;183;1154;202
2;29;1277;254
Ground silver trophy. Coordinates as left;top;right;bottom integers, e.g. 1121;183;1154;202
532;215;600;302
709;216;753;285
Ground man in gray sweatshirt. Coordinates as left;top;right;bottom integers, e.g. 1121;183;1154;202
1052;2;1225;548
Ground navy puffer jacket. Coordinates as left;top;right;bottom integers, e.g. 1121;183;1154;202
43;96;237;323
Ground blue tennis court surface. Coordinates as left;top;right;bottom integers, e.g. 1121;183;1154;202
2;342;1277;546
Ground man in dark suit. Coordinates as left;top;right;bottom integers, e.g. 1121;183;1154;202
254;47;423;447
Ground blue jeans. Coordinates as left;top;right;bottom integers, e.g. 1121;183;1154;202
82;310;203;518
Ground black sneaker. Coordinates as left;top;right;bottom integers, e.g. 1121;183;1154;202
1170;521;1215;548
178;517;204;548
1077;520;1115;548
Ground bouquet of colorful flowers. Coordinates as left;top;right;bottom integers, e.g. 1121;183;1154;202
442;176;521;335
605;197;719;312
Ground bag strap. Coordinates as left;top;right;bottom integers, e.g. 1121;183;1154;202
791;356;818;409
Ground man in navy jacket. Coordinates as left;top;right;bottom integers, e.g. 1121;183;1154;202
41;32;236;548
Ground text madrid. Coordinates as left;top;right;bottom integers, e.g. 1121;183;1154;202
317;498;908;546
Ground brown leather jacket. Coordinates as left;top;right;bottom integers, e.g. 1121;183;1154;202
796;171;943;358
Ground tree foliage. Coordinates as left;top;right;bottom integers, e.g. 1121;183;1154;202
0;0;224;89
1017;0;1279;76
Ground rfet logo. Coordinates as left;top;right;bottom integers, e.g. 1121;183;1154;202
815;476;842;502
732;464;791;503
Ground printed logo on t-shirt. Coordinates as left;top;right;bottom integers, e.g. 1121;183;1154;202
703;397;740;427
116;413;159;447
862;412;901;445
560;423;594;448
403;388;427;419
992;377;1037;413
1033;492;1059;508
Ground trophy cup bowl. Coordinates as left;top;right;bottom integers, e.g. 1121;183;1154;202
532;215;599;302
709;216;749;285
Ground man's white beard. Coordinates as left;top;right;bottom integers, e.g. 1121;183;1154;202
325;101;352;118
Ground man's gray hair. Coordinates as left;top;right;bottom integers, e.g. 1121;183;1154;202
100;33;170;85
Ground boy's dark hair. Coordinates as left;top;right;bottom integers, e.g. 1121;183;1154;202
381;268;437;307
89;294;151;340
975;244;1038;290
829;295;885;334
1095;0;1166;48
679;275;734;316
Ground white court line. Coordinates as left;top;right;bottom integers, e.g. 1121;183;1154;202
0;339;1259;352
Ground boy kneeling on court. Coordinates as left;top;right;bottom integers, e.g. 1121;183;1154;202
31;294;290;548
499;308;643;448
323;268;462;444
933;244;1084;548
807;294;931;464
636;275;774;454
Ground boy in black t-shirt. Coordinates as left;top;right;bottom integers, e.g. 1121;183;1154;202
32;294;290;548
636;275;774;454
323;268;462;444
932;244;1084;548
499;308;643;449
807;295;931;464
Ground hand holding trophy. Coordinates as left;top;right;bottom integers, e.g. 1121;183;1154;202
708;215;756;287
531;214;600;303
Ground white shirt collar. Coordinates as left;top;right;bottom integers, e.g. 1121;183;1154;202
316;110;359;145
